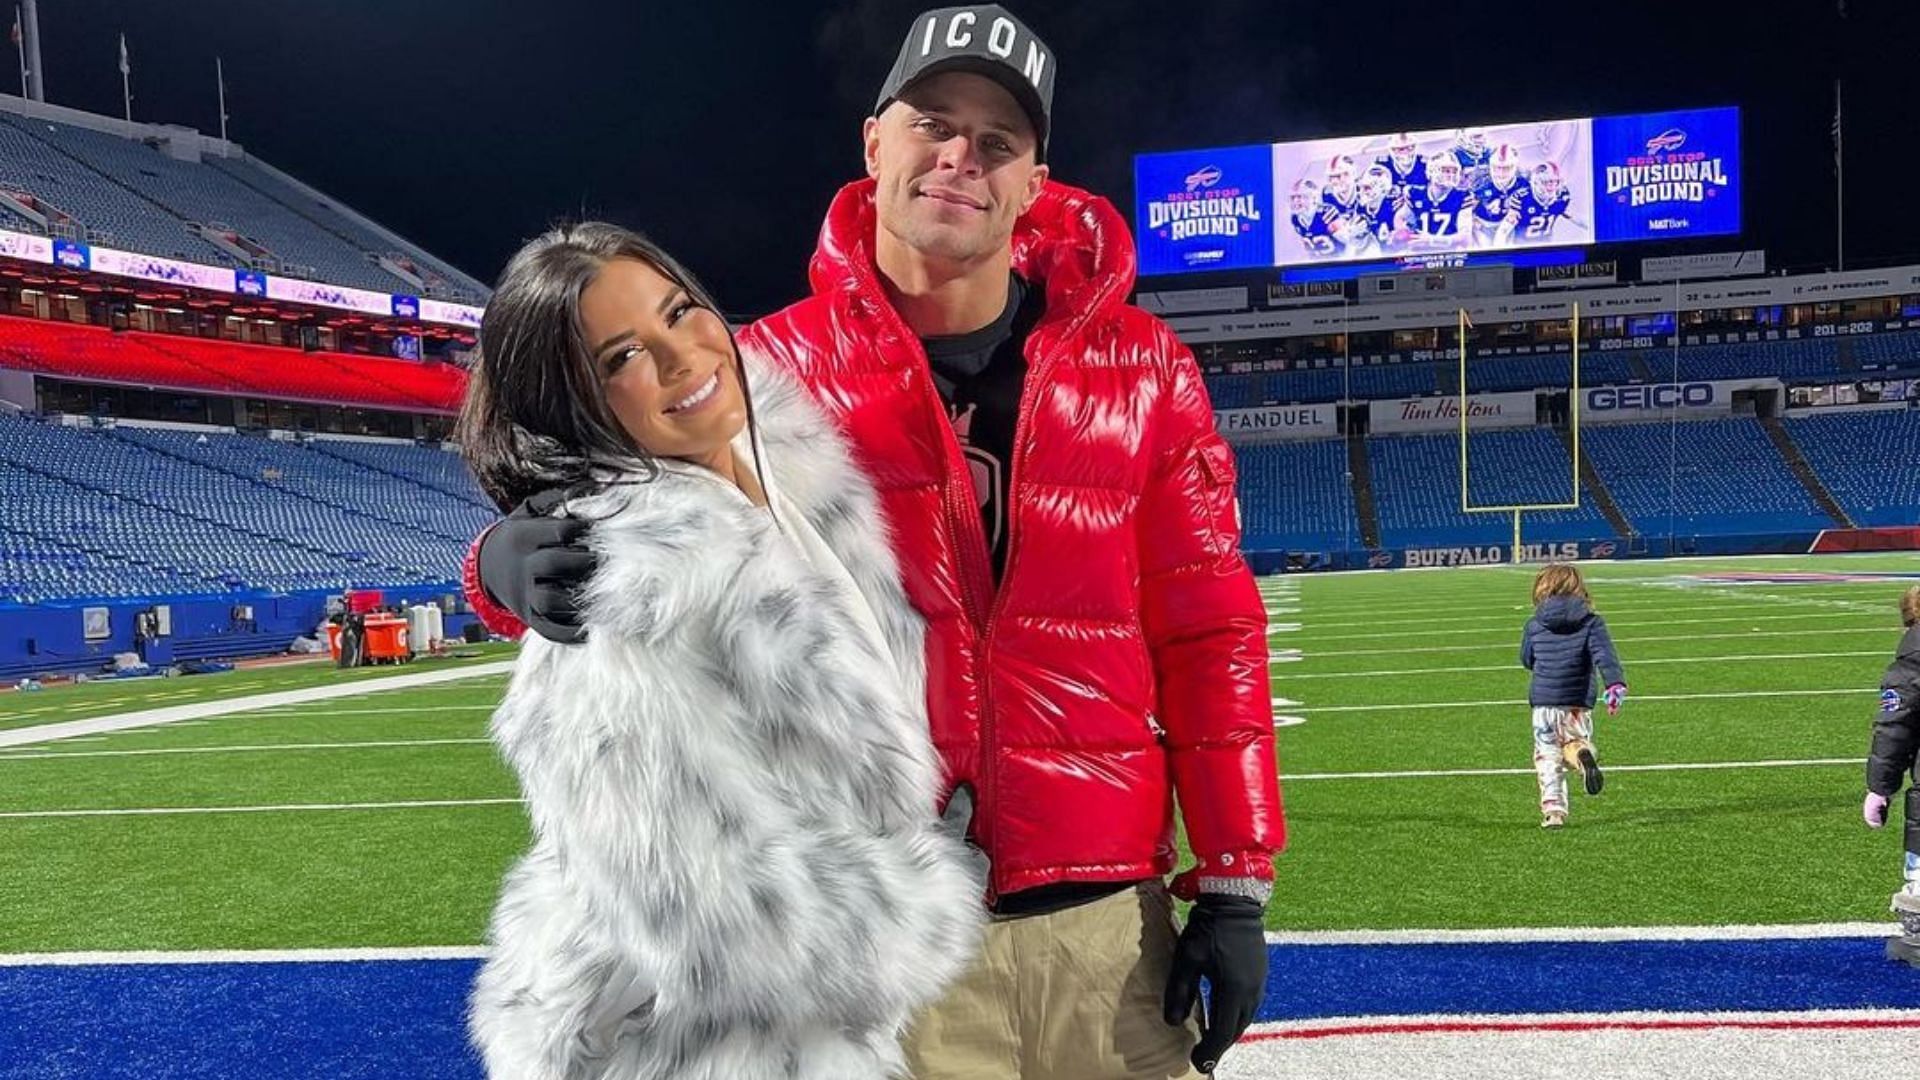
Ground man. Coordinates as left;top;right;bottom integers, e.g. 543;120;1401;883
1402;153;1476;249
1376;131;1427;196
465;7;1284;1077
1472;143;1532;247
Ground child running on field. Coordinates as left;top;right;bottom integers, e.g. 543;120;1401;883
1520;564;1626;829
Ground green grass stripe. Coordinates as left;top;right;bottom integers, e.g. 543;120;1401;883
1265;765;1898;932
0;741;514;813
0;807;527;952
0;645;517;731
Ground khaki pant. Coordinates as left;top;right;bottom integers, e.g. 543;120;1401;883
903;882;1203;1080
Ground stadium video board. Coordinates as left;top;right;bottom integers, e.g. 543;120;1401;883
1135;106;1739;277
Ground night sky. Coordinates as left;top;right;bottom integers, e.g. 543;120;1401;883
17;1;1917;318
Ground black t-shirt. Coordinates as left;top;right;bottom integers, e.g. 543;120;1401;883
924;275;1143;918
921;272;1042;582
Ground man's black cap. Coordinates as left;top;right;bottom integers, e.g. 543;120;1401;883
874;5;1054;162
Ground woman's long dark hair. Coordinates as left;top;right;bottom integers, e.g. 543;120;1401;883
457;222;740;513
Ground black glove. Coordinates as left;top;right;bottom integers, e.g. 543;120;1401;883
476;489;597;644
1163;894;1268;1076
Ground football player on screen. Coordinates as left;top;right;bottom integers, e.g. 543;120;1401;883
1502;162;1576;243
1320;154;1358;219
1351;165;1407;254
1402;154;1477;250
1376;132;1428;196
1473;144;1533;247
1288;178;1343;259
1452;127;1493;187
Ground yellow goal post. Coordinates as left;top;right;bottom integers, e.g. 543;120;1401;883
1458;302;1582;562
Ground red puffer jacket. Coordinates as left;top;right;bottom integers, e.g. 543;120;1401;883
468;178;1284;899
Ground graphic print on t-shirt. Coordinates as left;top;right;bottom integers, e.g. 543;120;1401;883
947;400;1005;556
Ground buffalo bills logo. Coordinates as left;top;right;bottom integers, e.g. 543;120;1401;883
1884;689;1904;714
1185;166;1222;192
1645;128;1687;154
1590;541;1617;558
1368;551;1395;569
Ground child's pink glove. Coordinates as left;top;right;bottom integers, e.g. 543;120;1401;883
1603;683;1627;716
1865;792;1890;828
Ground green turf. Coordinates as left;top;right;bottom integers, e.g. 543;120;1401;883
0;554;1914;951
0;643;517;732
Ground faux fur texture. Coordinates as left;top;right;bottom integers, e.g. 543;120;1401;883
468;358;983;1080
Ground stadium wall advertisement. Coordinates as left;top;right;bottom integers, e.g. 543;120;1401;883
1137;286;1250;316
0;226;484;329
1214;403;1338;443
1136;106;1740;276
1369;390;1534;433
1581;377;1779;423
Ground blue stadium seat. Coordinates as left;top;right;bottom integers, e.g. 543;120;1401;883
1367;428;1609;549
1787;409;1920;526
0;412;491;604
1233;439;1357;552
1583;417;1830;535
0;112;488;299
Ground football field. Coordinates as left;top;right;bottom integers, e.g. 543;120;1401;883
2;554;1917;1078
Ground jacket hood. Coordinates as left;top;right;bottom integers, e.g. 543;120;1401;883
1536;594;1592;633
1899;624;1920;660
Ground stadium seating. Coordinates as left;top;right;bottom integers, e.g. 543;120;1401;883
1581;417;1831;536
1787;409;1920;526
0;116;235;264
206;155;483;300
0;111;488;299
1852;330;1920;372
1367;428;1610;548
0;316;465;414
1233;439;1357;552
0;412;491;604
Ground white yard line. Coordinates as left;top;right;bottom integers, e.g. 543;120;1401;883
2;926;1897;968
248;705;497;717
0;662;514;750
1289;687;1868;713
1285;597;1847;630
0;738;493;762
0;797;524;821
1261;922;1901;946
1304;626;1894;658
1283;757;1857;782
0;946;488;967
1278;651;1883;679
1297;610;1881;644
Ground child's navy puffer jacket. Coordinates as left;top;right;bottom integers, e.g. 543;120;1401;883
1521;595;1625;708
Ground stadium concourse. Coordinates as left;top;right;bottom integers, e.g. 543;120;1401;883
3;93;1920;1079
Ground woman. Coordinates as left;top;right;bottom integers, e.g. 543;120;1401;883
457;223;982;1080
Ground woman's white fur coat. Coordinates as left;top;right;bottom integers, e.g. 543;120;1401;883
467;359;983;1080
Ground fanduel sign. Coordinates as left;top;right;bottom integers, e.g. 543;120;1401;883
1215;404;1337;443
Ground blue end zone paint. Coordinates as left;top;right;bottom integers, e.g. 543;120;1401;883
0;959;485;1080
1258;937;1920;1021
3;939;1917;1078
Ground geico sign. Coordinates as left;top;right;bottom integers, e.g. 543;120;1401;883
1586;383;1716;411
